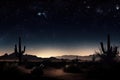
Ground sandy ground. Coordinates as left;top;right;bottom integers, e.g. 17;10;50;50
18;66;86;80
43;68;85;80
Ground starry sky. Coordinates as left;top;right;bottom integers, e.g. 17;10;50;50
0;0;120;57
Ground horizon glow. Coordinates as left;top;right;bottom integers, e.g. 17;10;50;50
0;45;98;58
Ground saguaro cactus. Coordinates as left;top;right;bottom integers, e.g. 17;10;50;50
15;37;26;64
98;34;119;62
92;55;96;62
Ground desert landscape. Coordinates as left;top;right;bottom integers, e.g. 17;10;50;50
0;0;120;80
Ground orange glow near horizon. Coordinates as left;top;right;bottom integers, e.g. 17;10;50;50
0;46;98;58
26;47;98;58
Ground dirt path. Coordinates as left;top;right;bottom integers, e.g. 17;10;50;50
18;66;32;74
43;68;86;80
17;66;86;80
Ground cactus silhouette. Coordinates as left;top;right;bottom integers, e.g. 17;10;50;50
92;55;96;62
98;34;119;63
75;56;79;63
15;37;26;65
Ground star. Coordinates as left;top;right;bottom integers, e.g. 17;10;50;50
116;5;120;10
96;8;103;14
37;12;47;18
37;12;42;16
113;15;117;18
86;6;90;9
83;1;87;4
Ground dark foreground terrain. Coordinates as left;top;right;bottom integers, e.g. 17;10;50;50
0;61;120;80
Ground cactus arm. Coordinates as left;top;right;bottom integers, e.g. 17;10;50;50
22;46;26;53
107;34;110;51
14;44;18;53
100;42;105;53
19;37;21;53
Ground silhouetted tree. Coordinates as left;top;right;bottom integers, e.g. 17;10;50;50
15;37;26;65
97;34;119;63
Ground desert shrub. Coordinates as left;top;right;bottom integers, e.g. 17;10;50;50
31;64;44;77
63;64;81;73
0;62;29;80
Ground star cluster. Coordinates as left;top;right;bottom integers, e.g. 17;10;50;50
0;0;120;25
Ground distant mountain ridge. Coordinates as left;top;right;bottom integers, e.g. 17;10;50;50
0;52;41;61
0;53;99;61
56;55;94;61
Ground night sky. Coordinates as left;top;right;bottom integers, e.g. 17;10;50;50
0;0;120;57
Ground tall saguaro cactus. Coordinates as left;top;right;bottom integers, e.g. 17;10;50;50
98;34;119;62
15;37;26;64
